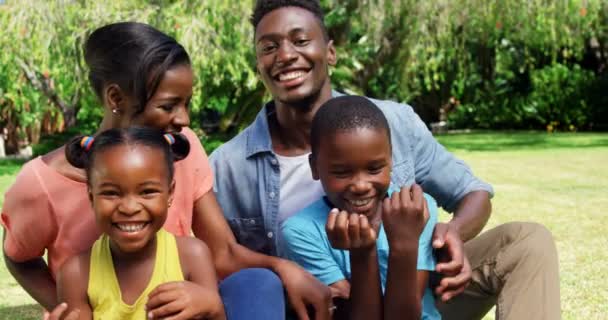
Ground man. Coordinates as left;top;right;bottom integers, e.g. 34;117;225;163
210;0;560;319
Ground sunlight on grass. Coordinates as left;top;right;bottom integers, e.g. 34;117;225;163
1;132;607;319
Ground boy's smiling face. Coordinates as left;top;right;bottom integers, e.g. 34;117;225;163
88;144;174;255
311;127;392;219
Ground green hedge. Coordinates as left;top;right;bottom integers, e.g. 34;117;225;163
1;0;607;155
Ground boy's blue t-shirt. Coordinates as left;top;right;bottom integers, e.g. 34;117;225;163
280;192;441;320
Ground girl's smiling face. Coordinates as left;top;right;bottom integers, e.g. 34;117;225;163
88;144;174;254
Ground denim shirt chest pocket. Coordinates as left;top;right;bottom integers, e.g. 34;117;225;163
390;155;415;187
227;217;273;255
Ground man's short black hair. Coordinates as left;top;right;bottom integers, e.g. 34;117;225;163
310;96;391;156
251;0;329;40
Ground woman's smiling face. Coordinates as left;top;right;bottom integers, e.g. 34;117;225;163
123;64;194;133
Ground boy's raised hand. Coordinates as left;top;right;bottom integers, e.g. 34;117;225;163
146;281;225;320
326;209;378;251
381;184;428;251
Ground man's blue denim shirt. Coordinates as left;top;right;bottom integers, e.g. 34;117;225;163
209;91;494;256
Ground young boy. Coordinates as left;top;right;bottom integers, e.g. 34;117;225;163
280;95;441;320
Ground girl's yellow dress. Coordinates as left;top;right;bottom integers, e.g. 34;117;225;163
87;229;184;320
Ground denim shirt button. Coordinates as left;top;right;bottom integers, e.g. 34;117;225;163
267;232;274;238
249;219;256;225
269;191;276;199
270;158;278;166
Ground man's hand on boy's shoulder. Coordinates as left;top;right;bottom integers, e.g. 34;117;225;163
381;184;428;253
325;208;378;252
432;222;472;302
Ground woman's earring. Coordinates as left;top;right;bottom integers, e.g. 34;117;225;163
112;108;119;115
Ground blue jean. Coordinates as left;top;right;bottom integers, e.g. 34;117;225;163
219;268;285;320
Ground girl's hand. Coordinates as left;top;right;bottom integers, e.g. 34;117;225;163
146;281;225;320
326;209;378;252
48;303;80;320
381;184;429;253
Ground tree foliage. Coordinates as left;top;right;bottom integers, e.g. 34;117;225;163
1;0;607;154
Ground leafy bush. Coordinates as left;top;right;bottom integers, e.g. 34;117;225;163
1;0;607;156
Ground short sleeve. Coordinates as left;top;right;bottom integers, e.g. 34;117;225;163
1;160;57;262
417;194;438;271
181;128;214;201
280;217;346;286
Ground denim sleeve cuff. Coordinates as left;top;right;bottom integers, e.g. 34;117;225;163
444;180;494;213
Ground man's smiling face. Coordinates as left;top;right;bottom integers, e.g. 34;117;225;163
254;6;336;106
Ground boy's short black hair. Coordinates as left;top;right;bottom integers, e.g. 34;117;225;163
251;0;329;40
310;96;391;156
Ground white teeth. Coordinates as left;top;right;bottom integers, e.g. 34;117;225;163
279;71;306;81
116;223;146;232
349;199;372;207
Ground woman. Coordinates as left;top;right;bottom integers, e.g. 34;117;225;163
1;22;330;320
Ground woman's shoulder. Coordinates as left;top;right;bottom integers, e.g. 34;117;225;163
4;157;49;203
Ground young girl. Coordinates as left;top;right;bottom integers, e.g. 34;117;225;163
2;22;327;320
57;127;225;320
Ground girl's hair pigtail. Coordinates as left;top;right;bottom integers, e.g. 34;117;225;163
65;135;94;168
164;132;190;161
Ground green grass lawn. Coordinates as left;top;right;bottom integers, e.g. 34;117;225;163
1;132;607;319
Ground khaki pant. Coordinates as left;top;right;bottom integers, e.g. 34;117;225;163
436;222;561;320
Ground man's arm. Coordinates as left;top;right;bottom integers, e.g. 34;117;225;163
400;106;490;300
192;191;331;320
449;190;492;242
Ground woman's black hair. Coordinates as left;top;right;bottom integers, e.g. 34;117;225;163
65;127;190;184
84;22;191;114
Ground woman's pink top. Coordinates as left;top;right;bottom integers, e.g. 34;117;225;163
1;127;213;277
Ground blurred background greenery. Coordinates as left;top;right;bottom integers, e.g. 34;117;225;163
0;0;607;155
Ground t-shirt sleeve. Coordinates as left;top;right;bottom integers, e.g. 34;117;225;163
1;161;57;262
280;217;346;286
417;194;438;271
181;127;214;201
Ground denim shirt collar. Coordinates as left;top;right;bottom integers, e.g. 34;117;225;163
246;90;344;158
245;102;275;158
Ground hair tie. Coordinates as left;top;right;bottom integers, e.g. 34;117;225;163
164;133;175;145
80;136;95;151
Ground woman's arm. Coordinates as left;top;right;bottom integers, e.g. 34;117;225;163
3;230;58;311
56;254;93;320
192;190;331;320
